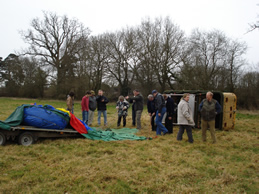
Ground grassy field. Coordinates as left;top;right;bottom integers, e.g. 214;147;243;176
0;97;258;193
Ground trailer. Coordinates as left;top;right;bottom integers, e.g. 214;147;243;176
0;126;82;146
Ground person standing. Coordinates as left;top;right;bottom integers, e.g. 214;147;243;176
81;91;91;125
163;94;175;134
96;89;109;126
66;91;75;114
116;96;130;127
147;94;156;131
131;100;136;127
128;95;136;127
152;90;168;135
199;91;222;143
177;93;195;143
88;90;97;126
126;89;144;130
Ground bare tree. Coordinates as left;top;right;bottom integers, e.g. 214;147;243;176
179;29;247;92
247;4;259;32
86;35;110;92
20;11;90;96
223;39;247;92
136;17;185;92
181;29;228;90
105;28;137;96
134;18;159;94
236;71;259;109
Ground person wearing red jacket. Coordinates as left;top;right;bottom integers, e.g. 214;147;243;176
81;91;91;125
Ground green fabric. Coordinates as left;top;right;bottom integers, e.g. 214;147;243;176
0;104;31;130
82;128;147;141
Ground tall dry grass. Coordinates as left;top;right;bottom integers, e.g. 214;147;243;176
0;97;258;193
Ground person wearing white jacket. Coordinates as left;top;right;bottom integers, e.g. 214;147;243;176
177;93;195;143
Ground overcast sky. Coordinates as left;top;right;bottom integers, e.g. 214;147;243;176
1;0;258;66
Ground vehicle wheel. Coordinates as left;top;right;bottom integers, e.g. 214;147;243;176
18;132;35;146
0;132;6;146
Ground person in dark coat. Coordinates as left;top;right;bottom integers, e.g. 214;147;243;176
96;90;109;126
88;90;97;126
147;94;156;131
163;94;175;134
126;89;144;130
131;100;136;127
152;90;168;135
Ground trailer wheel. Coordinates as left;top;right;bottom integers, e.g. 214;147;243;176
18;132;35;146
0;132;6;146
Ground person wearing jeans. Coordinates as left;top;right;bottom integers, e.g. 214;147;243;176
152;90;168;136
96;90;109;126
98;110;107;126
81;91;91;125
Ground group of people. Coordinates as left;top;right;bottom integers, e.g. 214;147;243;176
176;91;221;143
67;90;109;126
147;90;175;136
66;89;222;144
81;89;109;126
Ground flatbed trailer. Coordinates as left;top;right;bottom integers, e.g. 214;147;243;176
0;126;82;146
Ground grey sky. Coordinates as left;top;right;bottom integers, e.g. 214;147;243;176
1;0;258;66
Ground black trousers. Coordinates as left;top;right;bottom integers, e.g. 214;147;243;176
165;115;173;133
150;114;156;131
132;109;136;126
177;125;193;143
117;115;126;127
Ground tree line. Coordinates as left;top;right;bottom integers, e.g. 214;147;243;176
0;12;258;109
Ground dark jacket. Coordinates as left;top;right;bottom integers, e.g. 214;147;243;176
89;96;97;111
165;97;174;117
147;100;156;114
96;95;109;111
199;99;222;121
129;94;144;111
154;93;166;113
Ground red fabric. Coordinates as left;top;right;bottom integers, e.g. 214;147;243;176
69;114;88;134
81;96;89;111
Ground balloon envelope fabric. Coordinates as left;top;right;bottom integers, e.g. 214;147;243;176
23;105;69;129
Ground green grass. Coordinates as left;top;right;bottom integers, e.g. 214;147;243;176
0;97;258;193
